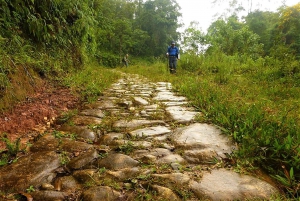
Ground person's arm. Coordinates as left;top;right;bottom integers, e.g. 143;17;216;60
166;47;170;57
176;47;180;59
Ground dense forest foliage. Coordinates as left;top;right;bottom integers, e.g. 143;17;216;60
0;0;300;198
0;0;182;109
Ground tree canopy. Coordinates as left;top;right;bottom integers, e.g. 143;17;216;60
181;1;300;62
0;0;182;68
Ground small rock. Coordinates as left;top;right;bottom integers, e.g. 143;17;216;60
171;162;182;171
96;153;139;170
82;186;122;201
151;185;181;201
41;183;54;190
73;169;98;184
107;167;140;180
31;191;68;201
67;149;98;170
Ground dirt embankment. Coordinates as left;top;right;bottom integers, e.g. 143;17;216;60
0;80;80;150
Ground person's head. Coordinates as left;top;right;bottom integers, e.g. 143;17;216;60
171;41;175;46
126;54;128;57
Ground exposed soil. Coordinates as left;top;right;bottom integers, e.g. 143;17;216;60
0;80;80;150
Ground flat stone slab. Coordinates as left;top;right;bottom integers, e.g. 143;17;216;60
190;169;279;201
133;148;186;164
31;134;93;153
126;93;151;97
144;104;160;110
166;106;199;123
152;173;190;185
110;81;125;89
0;151;60;191
30;134;59;152
107;167;140;180
163;101;188;106
96;153;139;170
82;186;122;201
80;109;105;118
114;119;166;128
59;125;97;141
136;90;153;95
71;116;102;125
151;185;181;201
156;154;186;164
154;92;186;102
67;149;99;170
31;191;68;201
98;133;124;146
133;97;149;105
60;138;93;153
94;99;116;109
112;89;127;93
55;176;82;191
155;82;172;91
183;148;218;164
73;169;98;184
131;141;152;148
171;123;234;157
117;100;133;108
130;126;171;137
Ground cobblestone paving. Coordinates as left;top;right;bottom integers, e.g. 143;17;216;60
0;73;279;201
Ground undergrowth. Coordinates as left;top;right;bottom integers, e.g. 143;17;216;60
62;63;121;103
0;134;25;167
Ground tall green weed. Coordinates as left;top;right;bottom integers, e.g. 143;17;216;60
62;63;121;102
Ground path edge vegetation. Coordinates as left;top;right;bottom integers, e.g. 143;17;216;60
0;0;299;199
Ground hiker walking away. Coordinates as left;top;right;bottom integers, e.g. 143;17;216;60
166;41;180;74
122;54;129;67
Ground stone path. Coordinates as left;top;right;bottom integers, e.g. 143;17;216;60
0;73;279;201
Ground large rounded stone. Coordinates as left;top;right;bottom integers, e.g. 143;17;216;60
0;151;60;192
190;169;279;201
30;134;59;152
183;148;218;164
31;191;68;201
67;149;98;170
165;106;199;123
55;176;81;191
82;186;121;201
107;167;140;181
172;123;234;157
73;169;98;184
60;138;93;153
59;125;98;141
96;153;139;170
152;173;190;185
80;109;105;118
130;126;171;138
71;116;102;126
151;185;181;201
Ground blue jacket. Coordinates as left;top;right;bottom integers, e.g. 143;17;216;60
167;46;179;57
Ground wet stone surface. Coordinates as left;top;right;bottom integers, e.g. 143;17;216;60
0;73;280;200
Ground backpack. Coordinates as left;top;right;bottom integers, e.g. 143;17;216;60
168;46;179;58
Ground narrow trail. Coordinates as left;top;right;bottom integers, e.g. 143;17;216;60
0;73;279;201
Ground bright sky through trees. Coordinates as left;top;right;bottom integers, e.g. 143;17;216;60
176;0;300;32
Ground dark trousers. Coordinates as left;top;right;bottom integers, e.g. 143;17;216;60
123;61;128;67
169;57;177;73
